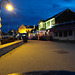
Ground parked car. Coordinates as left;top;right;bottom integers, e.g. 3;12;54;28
16;33;28;40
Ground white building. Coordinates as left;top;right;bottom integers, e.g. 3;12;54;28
39;9;75;41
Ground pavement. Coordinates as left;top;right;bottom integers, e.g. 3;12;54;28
0;40;75;75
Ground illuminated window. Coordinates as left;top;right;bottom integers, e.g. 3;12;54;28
51;18;55;25
45;23;46;28
47;21;50;26
43;24;44;27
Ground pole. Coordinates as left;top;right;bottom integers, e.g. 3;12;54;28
38;25;39;40
17;24;19;40
0;2;2;45
17;24;19;33
8;24;9;34
0;0;11;45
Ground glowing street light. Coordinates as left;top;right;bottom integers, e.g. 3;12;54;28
0;0;13;45
6;4;13;11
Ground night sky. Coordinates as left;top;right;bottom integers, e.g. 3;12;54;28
1;0;75;33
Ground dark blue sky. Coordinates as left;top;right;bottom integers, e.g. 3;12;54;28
1;0;75;32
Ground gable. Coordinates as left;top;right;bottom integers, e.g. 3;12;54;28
19;24;26;29
46;9;75;21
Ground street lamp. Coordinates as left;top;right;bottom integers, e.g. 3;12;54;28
6;4;13;11
38;25;40;40
0;0;13;45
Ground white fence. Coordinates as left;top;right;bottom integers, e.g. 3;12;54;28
2;35;14;38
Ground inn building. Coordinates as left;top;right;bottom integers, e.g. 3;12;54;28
18;24;35;33
39;9;75;40
18;24;35;39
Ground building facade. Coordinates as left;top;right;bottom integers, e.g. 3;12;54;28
18;24;35;39
18;24;35;33
50;21;75;40
39;9;75;40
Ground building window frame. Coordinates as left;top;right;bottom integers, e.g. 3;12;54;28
59;31;62;37
64;31;67;37
54;32;58;36
68;30;72;36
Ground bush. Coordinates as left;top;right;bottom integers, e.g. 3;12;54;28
1;37;17;44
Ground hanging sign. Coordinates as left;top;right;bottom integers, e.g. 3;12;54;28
0;23;1;28
0;18;1;22
0;29;1;34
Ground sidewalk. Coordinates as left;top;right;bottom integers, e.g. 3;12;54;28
0;40;23;57
0;40;75;75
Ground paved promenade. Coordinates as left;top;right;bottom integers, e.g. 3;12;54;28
0;40;75;75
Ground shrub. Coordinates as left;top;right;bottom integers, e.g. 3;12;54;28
1;37;17;44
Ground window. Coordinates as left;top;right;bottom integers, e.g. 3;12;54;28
59;31;62;37
64;31;67;37
47;21;50;26
54;32;58;36
43;24;44;27
51;18;55;25
45;23;46;28
68;30;72;36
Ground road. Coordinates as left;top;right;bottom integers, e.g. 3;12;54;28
0;40;75;75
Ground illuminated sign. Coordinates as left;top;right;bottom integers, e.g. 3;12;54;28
0;23;1;28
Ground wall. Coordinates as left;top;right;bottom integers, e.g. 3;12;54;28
51;30;75;40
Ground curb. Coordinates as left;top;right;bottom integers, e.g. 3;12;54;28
0;41;23;57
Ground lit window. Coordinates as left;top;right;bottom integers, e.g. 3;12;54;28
47;21;50;26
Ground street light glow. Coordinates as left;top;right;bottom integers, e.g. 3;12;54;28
6;5;13;11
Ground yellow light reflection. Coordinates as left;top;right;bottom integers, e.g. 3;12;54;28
8;73;21;75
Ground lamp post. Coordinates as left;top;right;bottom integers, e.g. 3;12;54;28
0;0;13;45
38;25;40;40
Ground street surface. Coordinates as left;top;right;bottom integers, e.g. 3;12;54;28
0;40;75;75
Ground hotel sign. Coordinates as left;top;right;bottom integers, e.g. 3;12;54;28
0;29;1;34
0;23;1;28
0;18;1;28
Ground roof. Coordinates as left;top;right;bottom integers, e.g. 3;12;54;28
40;8;75;22
39;20;46;23
47;9;75;21
26;26;33;28
19;24;34;29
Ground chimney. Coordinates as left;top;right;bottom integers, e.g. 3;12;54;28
34;24;35;29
